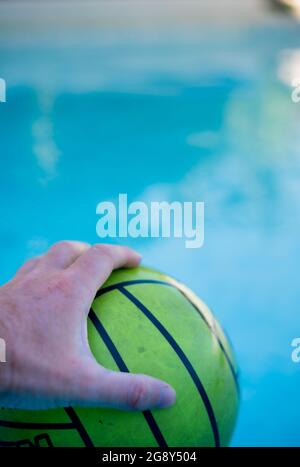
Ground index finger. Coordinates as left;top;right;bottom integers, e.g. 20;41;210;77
66;244;141;297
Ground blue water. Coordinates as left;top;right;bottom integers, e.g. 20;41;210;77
1;21;300;446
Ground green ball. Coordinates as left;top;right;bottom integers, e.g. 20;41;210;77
0;266;239;447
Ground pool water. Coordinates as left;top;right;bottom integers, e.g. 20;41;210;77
1;20;300;446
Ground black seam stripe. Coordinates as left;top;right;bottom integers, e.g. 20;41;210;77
96;280;171;298
0;420;74;430
0;413;93;447
177;288;240;394
97;279;239;392
0;439;26;447
0;411;93;447
119;286;220;448
89;309;168;448
64;407;94;447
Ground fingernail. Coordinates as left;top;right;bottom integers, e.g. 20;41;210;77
157;385;176;409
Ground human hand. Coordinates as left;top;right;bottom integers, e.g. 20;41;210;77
0;241;176;411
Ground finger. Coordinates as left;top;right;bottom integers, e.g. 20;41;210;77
66;244;141;297
72;365;176;411
14;256;42;280
41;241;91;270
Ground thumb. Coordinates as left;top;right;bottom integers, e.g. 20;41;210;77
73;364;176;411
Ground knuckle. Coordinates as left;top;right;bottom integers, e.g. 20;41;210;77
91;244;114;264
49;274;73;296
127;379;147;411
15;257;39;278
24;257;38;267
21;257;38;271
50;240;74;254
17;275;36;291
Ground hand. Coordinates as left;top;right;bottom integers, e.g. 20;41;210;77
0;241;176;411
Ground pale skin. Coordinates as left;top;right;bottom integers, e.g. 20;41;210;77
0;241;176;411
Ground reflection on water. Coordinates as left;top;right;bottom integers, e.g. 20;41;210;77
0;22;300;446
32;91;61;184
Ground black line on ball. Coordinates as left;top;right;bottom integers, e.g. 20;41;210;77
176;288;240;395
0;439;25;446
89;309;168;448
96;278;239;392
119;286;221;448
0;409;94;448
0;419;74;430
64;407;94;447
96;280;171;297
